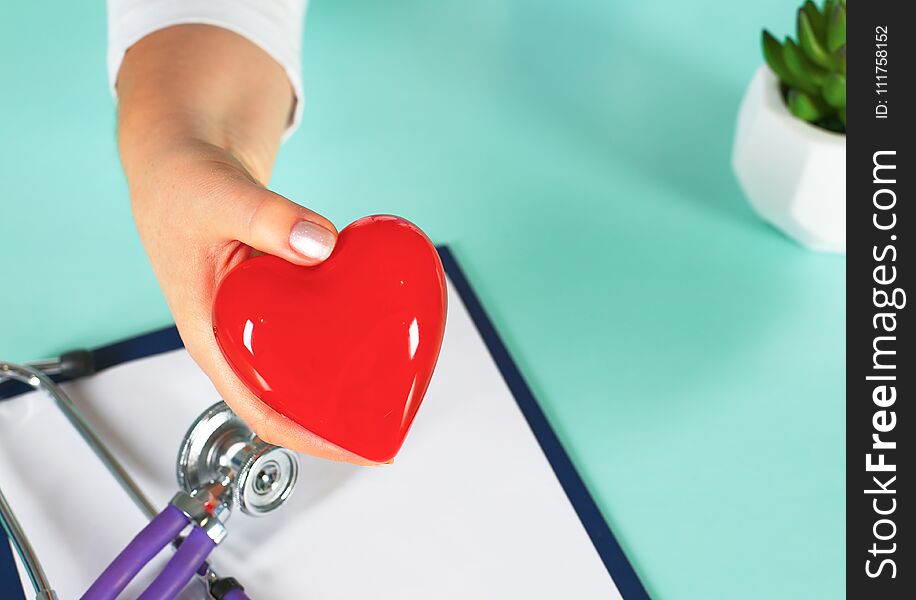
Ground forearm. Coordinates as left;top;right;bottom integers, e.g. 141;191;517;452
116;24;294;185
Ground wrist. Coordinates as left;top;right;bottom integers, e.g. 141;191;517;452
115;24;293;185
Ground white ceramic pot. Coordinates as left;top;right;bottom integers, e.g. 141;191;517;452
732;65;846;253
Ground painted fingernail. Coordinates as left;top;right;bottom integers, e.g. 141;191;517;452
289;220;335;261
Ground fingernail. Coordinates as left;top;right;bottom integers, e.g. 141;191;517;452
289;220;335;261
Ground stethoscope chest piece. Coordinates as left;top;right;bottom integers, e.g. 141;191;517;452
176;401;299;517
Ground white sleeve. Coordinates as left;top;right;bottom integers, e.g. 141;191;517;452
107;0;308;137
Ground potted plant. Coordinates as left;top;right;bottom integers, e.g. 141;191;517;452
732;0;846;253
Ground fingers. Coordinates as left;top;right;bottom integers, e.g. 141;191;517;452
178;312;382;466
212;179;338;266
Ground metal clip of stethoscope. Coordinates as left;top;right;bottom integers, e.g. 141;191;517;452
0;352;300;600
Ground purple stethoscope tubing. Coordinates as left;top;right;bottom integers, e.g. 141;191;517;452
137;526;216;600
80;505;203;600
78;505;253;600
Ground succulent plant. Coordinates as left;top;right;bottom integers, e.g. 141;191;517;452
762;0;846;133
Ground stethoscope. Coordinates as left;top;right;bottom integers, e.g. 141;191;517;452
0;351;300;600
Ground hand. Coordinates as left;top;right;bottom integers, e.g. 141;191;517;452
117;25;375;464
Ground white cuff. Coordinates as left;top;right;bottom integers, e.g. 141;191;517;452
107;0;307;139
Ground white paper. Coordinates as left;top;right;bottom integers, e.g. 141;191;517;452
0;278;620;599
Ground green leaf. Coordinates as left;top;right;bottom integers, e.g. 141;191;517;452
787;89;831;123
827;3;846;53
822;73;846;109
762;30;799;87
782;38;825;92
839;106;846;127
801;0;826;38
798;10;832;68
835;44;846;75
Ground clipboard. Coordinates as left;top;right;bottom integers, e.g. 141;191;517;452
1;247;649;599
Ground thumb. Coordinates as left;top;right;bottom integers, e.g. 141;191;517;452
219;182;338;266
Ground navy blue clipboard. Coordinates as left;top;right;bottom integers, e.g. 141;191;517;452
1;247;649;599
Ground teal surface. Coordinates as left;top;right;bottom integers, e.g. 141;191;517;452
0;1;844;598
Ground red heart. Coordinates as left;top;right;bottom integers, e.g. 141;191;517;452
213;215;447;463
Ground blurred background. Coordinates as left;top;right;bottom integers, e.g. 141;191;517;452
0;1;843;598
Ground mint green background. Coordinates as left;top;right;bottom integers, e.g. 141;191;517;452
0;1;844;598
